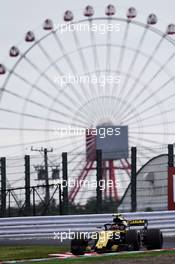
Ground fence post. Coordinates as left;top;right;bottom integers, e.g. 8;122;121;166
25;155;31;215
1;157;6;217
59;184;62;215
44;148;50;208
96;149;102;213
62;152;68;215
131;147;137;212
32;187;36;216
168;144;174;167
168;144;175;210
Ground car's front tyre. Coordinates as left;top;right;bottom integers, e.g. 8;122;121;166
125;230;141;251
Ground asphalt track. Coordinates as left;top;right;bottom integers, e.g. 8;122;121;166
0;237;174;248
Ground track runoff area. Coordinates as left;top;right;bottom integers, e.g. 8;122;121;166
1;248;175;264
49;248;175;259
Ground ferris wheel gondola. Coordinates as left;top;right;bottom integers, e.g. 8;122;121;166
105;4;116;16
127;7;137;19
25;31;35;42
166;24;175;35
9;46;20;57
84;5;94;17
43;19;54;31
64;10;74;22
0;64;6;75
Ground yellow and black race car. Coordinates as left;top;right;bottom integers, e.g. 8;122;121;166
71;213;163;255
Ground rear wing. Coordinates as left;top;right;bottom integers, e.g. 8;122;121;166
128;219;148;229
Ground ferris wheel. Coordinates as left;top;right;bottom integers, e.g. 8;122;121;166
0;4;175;203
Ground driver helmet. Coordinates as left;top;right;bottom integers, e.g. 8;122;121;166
113;213;128;227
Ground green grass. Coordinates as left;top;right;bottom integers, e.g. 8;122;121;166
0;245;68;261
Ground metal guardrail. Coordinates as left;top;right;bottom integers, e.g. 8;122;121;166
0;211;175;241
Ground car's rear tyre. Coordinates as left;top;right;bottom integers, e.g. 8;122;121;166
125;230;140;251
95;248;106;254
144;229;163;250
71;233;88;255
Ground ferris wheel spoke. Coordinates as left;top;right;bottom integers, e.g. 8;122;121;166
36;37;93;119
106;19;118;120
0;127;72;132
98;95;107;123
138;51;175;99
1;70;89;126
45;84;93;128
68;156;86;180
137;146;166;160
10;69;85;122
68;141;86;155
35;41;77;96
118;35;166;118
4;65;80;120
57;138;85;156
109;72;145;123
112;21;130;104
129;106;175;126
72;29;93;100
89;19;106;100
122;85;175;125
73;95;108;126
129;134;165;146
0;131;83;150
30;42;164;125
86;134;96;146
111;69;153;118
129;145;160;161
52;31;88;103
12;70;56;101
108;43;174;121
36;41;62;75
44;91;90;127
93;96;106;123
116;22;130;75
72;31;88;71
6;88;88;127
119;51;175;122
0;105;88;129
23;55;58;91
120;74;175;123
131;131;175;136
89;20;100;73
133;119;175;129
129;138;156;160
34;138;84;158
52;31;77;73
68;156;85;172
68;157;86;171
37;41;56;65
116;26;148;107
43;132;83;150
35;42;90;114
47;84;89;121
136;148;157;163
106;21;112;74
104;18;112;99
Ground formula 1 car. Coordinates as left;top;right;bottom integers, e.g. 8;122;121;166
71;213;163;255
